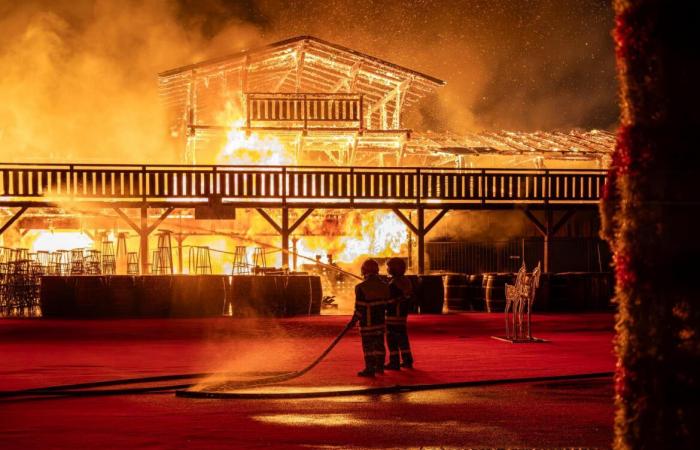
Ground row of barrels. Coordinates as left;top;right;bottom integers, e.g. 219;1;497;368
403;275;444;314
40;275;323;318
444;272;615;313
230;275;322;318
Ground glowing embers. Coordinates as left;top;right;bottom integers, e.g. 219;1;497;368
217;120;293;166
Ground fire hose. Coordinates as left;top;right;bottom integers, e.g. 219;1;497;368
0;316;359;399
0;310;612;399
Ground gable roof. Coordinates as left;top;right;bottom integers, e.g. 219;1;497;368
158;36;445;118
158;35;445;85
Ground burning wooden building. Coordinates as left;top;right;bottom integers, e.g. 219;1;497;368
158;36;613;169
0;36;613;317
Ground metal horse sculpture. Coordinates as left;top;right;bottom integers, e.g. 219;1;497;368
503;262;542;341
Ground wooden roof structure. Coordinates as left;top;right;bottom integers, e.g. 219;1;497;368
160;35;444;93
158;36;445;131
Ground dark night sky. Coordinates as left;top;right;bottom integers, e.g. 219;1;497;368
176;0;619;131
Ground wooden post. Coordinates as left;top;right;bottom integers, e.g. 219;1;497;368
521;207;576;273
544;209;552;273
417;208;425;274
175;234;186;274
140;205;148;274
292;237;298;271
0;206;28;236
281;207;289;268
392;208;448;275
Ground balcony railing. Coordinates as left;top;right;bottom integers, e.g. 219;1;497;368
0;164;606;207
245;93;363;131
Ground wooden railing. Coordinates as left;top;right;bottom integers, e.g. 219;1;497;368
245;93;363;131
0;164;606;207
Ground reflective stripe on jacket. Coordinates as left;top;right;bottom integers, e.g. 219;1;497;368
355;275;389;329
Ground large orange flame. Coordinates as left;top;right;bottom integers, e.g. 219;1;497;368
216;119;293;166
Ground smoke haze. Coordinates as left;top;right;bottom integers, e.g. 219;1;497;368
0;0;616;163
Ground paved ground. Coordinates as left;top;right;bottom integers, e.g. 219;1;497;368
0;313;615;448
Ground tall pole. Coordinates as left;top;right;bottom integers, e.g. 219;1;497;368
417;208;425;274
281;207;289;268
291;237;298;271
544;209;552;273
140;206;148;274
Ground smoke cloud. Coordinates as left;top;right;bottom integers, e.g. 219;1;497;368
0;0;262;163
0;0;616;164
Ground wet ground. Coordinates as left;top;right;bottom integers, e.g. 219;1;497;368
0;313;615;448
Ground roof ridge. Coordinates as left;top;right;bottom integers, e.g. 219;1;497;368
157;35;445;85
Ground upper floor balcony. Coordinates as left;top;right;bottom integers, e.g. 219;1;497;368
245;93;365;132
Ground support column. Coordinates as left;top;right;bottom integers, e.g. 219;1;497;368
175;234;187;274
114;206;175;275
417;208;425;274
291;237;299;271
521;207;576;273
256;208;314;270
281;208;289;268
393;208;449;274
140;206;148;274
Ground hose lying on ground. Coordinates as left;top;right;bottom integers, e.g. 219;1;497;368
0;314;613;400
0;316;359;399
177;371;615;399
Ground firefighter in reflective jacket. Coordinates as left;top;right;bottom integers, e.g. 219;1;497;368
385;257;414;370
354;259;390;377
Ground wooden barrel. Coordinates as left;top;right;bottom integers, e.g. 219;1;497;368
105;276;136;317
231;275;322;317
465;274;484;311
230;275;282;317
197;275;228;317
136;275;172;317
39;276;75;317
169;275;200;317
284;275;322;316
417;275;444;314
549;272;615;311
483;273;516;313
444;274;469;312
74;276;109;317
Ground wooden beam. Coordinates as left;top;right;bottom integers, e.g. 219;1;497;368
0;206;28;235
392;208;418;235
331;60;362;92
256;208;282;234
289;209;314;234
552;209;577;235
424;208;450;235
146;207;176;234
364;79;410;128
114;208;141;233
295;42;306;93
522;208;547;236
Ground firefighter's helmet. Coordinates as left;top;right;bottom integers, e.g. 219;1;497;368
386;257;407;276
360;259;380;277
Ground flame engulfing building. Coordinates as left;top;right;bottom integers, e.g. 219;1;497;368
0;36;612;297
157;36;613;169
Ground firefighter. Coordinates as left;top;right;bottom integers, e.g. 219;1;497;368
385;257;414;370
353;259;390;377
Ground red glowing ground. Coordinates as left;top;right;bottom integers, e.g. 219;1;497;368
0;313;615;448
